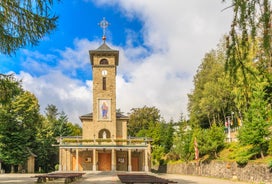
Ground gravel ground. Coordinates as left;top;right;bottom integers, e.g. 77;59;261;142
0;172;251;184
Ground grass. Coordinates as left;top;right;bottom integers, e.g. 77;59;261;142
216;142;272;165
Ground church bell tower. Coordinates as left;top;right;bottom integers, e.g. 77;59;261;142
87;18;119;140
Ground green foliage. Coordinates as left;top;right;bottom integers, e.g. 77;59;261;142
128;106;161;136
171;118;194;162
151;145;165;165
0;75;81;173
67;122;82;136
188;46;235;129
227;143;255;166
128;106;174;164
220;0;272;164
163;121;175;153
35;123;58;173
204;123;226;158
194;123;225;159
223;0;272;84
0;75;40;167
137;121;174;164
172;130;193;161
0;0;59;55
238;81;272;158
223;1;272;116
269;138;272;155
0;74;22;104
35;104;82;172
268;160;272;170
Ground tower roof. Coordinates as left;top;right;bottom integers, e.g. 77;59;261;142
89;42;119;65
96;42;115;51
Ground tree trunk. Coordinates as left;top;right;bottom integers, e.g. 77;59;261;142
260;150;264;159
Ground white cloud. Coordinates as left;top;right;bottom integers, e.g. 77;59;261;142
10;40;100;124
104;0;233;121
16;71;92;124
9;1;233;124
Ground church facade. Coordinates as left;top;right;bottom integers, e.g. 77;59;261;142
58;40;151;172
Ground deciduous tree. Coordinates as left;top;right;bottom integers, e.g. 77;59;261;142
0;75;40;172
128;106;161;136
188;45;234;128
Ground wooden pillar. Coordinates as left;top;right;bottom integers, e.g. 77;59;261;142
92;149;96;171
64;149;67;171
59;148;62;171
67;149;71;171
76;148;79;171
128;149;132;172
144;149;149;172
111;149;116;171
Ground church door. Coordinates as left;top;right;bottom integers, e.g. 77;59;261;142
131;157;139;171
98;153;111;171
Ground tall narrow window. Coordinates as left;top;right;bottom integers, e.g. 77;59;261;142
102;77;106;90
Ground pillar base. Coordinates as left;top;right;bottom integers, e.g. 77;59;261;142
128;165;132;172
111;165;116;171
144;166;149;172
59;165;62;171
93;165;97;171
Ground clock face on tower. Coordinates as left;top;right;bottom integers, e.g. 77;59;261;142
102;70;107;76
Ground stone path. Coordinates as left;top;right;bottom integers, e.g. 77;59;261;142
0;172;250;184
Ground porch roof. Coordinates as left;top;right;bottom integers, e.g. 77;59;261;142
59;144;148;150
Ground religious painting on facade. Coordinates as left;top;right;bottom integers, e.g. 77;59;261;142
98;99;111;120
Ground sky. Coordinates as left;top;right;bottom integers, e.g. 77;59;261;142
0;0;233;125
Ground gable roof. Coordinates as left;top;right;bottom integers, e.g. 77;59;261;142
79;112;129;121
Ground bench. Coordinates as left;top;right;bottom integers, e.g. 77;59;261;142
117;174;177;184
33;172;85;183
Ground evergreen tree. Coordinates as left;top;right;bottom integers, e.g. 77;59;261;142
223;0;272;105
202;123;225;158
172;117;194;162
0;0;59;55
238;80;272;158
35;118;58;173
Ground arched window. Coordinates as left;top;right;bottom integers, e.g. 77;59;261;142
98;129;111;139
100;59;109;65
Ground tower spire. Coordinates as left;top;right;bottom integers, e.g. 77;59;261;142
99;17;109;42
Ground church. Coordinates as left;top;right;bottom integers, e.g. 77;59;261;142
58;18;151;172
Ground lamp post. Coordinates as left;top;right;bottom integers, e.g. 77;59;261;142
227;116;231;142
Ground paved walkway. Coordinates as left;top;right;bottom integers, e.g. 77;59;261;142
0;172;250;184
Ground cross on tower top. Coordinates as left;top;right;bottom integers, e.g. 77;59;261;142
99;17;109;42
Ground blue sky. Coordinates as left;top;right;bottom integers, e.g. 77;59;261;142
0;1;233;124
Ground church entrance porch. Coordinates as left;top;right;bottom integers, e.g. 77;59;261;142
59;146;149;172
